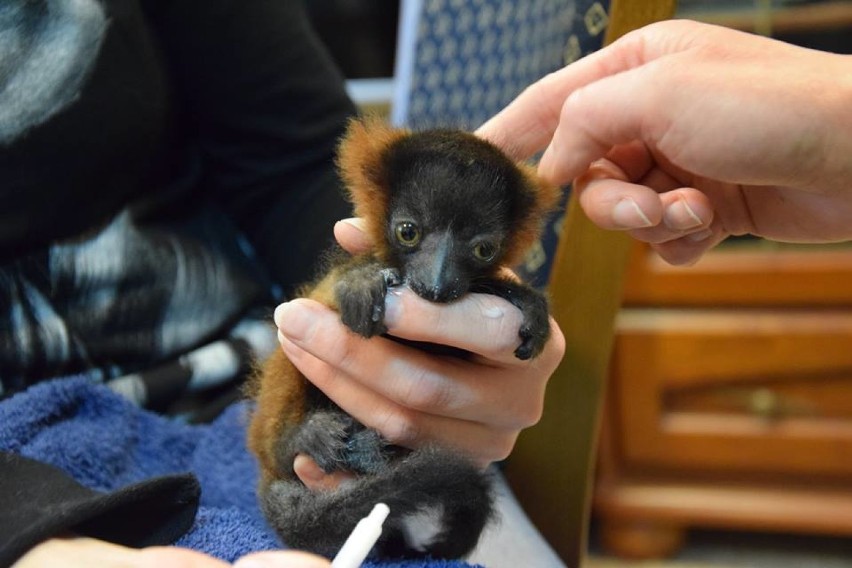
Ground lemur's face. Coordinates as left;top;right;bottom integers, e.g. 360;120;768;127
382;131;533;302
387;214;504;303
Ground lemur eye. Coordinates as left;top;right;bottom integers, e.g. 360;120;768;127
395;222;421;247
473;241;498;262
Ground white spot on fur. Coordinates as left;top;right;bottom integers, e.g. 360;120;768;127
400;504;445;552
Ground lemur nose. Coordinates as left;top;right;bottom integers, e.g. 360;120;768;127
409;280;460;303
427;283;462;303
428;286;448;302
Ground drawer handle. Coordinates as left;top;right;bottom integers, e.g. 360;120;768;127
749;388;782;420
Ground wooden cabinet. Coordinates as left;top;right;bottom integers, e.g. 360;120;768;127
594;242;852;559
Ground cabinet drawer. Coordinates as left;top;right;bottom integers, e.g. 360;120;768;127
611;309;852;479
623;243;852;307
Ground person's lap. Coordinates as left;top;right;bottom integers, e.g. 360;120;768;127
466;467;566;568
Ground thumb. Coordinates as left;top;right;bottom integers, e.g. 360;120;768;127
293;454;356;492
334;218;372;255
233;551;330;568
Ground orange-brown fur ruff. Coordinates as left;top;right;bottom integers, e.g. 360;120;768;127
503;161;561;267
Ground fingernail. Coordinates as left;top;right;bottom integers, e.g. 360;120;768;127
336;217;368;232
612;198;653;229
586;158;627;181
537;145;557;181
686;228;714;242
233;558;270;568
664;198;704;230
273;302;311;341
273;302;288;327
384;289;402;328
293;454;325;484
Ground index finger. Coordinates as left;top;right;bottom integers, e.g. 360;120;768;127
384;286;532;365
475;20;701;160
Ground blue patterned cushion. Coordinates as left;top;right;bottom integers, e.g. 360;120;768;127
392;0;612;287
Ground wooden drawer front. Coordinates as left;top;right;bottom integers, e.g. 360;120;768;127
623;244;852;307
612;309;852;479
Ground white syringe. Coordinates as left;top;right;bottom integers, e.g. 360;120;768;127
331;503;390;568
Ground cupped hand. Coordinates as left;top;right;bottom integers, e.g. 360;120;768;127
477;20;852;265
13;537;330;568
276;219;565;470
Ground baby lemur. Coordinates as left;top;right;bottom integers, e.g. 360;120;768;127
247;118;560;560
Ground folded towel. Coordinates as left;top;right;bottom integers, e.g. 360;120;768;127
0;378;479;567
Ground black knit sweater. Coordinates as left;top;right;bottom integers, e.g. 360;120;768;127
0;0;356;564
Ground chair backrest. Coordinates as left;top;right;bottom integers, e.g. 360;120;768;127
391;0;615;288
392;0;612;131
391;1;677;565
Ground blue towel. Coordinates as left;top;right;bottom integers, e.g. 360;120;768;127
0;378;478;567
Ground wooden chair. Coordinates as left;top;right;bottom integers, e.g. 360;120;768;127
501;2;677;566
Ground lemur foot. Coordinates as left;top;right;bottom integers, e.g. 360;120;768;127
294;411;391;475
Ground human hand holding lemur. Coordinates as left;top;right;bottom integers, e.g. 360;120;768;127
278;216;565;485
477;20;852;266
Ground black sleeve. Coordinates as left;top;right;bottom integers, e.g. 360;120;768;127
144;0;358;293
0;452;200;568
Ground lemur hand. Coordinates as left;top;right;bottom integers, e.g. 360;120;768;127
274;218;564;470
477;20;852;265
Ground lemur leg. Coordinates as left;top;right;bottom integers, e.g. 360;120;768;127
250;257;402;485
247;348;307;485
275;407;394;476
471;278;551;360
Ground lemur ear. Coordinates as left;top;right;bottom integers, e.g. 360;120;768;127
337;118;410;250
502;163;563;267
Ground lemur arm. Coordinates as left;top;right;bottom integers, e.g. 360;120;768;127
329;255;401;338
470;277;551;360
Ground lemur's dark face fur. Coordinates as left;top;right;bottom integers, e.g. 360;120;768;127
337;120;560;304
379;130;539;302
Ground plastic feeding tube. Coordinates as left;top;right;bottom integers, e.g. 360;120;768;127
331;503;391;568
